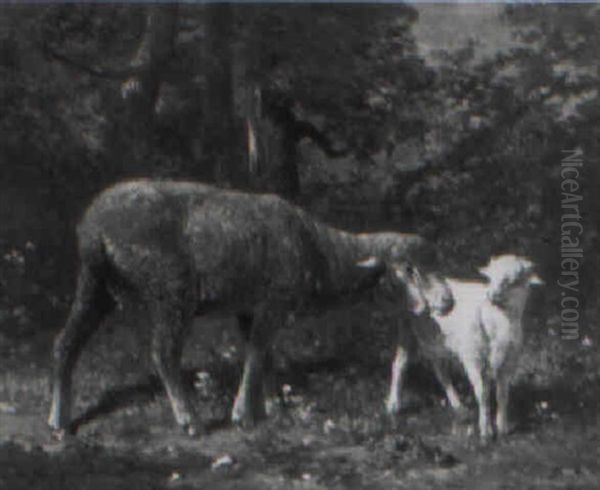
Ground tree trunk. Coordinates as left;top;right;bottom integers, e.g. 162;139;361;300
121;5;178;125
112;5;178;176
245;93;290;196
203;3;246;186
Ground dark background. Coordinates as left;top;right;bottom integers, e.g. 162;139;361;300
0;4;599;489
0;2;598;381
1;4;598;339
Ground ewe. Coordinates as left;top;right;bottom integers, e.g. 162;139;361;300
387;254;543;440
48;180;453;437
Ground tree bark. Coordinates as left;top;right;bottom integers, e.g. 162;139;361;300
121;5;178;127
203;3;246;186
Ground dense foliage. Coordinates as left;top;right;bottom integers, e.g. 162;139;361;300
0;4;598;339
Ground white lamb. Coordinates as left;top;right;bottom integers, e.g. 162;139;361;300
386;254;543;440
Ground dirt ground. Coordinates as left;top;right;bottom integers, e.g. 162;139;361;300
1;312;599;490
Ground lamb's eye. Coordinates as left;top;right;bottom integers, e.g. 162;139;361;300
405;264;414;276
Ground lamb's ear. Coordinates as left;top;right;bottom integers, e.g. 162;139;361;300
528;273;544;286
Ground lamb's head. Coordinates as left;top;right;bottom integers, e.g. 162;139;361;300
357;232;454;316
479;255;544;306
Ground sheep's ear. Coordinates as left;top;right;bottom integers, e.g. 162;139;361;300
354;256;386;291
528;273;544;286
356;256;381;269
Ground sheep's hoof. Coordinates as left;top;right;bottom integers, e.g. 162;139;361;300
231;410;260;429
385;399;402;416
232;406;268;430
51;428;67;442
48;414;76;440
47;408;70;434
50;427;77;444
231;397;267;429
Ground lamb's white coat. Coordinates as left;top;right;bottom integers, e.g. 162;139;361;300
386;255;542;439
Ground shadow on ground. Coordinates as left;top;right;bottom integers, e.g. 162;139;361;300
1;314;600;489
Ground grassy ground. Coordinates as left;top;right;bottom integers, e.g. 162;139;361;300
1;306;599;490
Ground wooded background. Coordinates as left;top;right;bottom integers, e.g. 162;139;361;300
0;3;598;340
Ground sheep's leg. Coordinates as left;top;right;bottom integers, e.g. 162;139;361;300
232;312;266;425
232;308;278;427
463;361;492;440
237;313;279;407
144;256;197;435
48;265;114;433
149;300;196;436
386;316;414;415
430;358;463;410
386;345;409;415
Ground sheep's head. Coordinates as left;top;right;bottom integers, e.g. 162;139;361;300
360;259;454;316
356;232;454;316
479;255;544;306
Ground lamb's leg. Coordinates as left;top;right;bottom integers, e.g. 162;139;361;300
495;375;511;437
232;308;277;427
48;265;114;433
386;316;414;415
463;361;492;440
494;348;520;437
150;301;196;436
430;358;463;410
